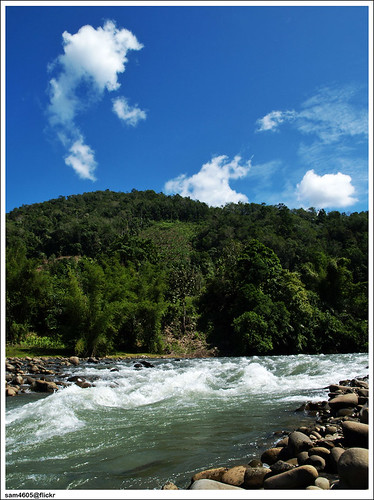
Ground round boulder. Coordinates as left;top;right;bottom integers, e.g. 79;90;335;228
328;393;358;411
261;447;284;465
342;421;368;448
69;356;80;366
337;447;368;489
243;467;270;489
221;465;248;486
329;447;345;473
263;465;318;489
288;431;313;456
305;454;326;471
189;479;245;490
191;467;228;483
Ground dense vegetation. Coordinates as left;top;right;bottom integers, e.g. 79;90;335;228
6;189;368;356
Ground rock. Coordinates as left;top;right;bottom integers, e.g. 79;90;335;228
261;447;285;465
342;421;368;448
162;482;178;490
6;387;18;397
315;476;330;489
13;375;24;385
306;486;322;490
243;467;270;488
336;408;355;417
67;376;85;382
189;479;245;490
140;360;155;368
329;384;354;394
248;459;263;467
220;465;248;486
263;465;318;489
270;460;295;474
76;381;91;388
275;436;289;447
30;365;40;373
337;448;368;489
6;363;16;372
305;454;326;471
87;357;99;363
133;363;143;369
359;404;368;424
191;467;228;483
34;380;58;393
329;447;345;473
352;379;368;389
69;356;80;366
287;431;313;456
328;393;358;411
308;446;331;460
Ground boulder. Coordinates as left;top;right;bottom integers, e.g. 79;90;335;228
162;482;178;490
263;465;318;489
248;459;263;467
315;477;330;490
270;460;295;474
328;393;358;411
342;421;368;448
191;467;228;483
261;447;285;465
337;448;368;489
297;451;309;466
308;446;330;460
305;454;326;471
359;405;368;424
220;465;248;486
189;479;245;490
287;431;313;456
69;356;80;366
275;436;289;447
13;375;24;385
329;447;345;473
6;387;18;397
243;467;270;488
34;379;58;393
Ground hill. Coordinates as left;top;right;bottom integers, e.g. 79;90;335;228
6;189;368;356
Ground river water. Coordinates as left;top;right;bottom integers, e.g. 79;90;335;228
5;353;368;490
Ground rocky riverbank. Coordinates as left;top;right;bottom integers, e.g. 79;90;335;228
4;355;166;396
162;375;369;490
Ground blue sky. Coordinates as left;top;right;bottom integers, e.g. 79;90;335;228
4;1;371;213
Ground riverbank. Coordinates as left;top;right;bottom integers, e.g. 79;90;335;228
162;374;369;490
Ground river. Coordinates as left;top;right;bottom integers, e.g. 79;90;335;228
5;352;368;490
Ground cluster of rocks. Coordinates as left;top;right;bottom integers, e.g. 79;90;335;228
5;355;158;396
162;376;369;490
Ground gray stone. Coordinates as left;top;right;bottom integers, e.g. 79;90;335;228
69;356;80;366
243;467;270;488
189;479;245;490
221;465;248;486
192;467;228;483
328;393;358;410
287;431;313;456
337;447;368;489
263;465;318;489
342;421;368;448
315;477;330;489
162;482;178;490
305;454;326;471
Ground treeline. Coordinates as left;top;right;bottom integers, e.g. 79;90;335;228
6;189;368;356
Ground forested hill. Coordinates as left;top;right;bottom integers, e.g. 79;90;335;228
6;189;368;357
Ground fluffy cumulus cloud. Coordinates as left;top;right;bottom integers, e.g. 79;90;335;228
65;137;97;181
47;20;145;179
296;169;358;208
164;155;251;207
112;97;146;126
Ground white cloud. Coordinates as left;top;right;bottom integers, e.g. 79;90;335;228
256;85;367;143
296;169;358;208
47;20;144;179
256;110;295;132
65;137;97;181
164;155;251;207
112;96;146;126
48;20;143;126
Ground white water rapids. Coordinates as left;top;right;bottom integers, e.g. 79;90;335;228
6;353;368;490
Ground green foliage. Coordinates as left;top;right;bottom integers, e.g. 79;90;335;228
6;190;368;356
